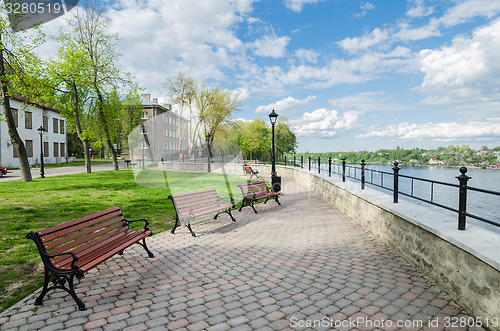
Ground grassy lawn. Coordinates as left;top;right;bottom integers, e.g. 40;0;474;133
0;169;257;313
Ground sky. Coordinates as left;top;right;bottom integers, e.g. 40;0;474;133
32;0;500;152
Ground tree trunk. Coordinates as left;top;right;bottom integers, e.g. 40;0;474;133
96;90;119;170
0;36;32;182
72;84;91;173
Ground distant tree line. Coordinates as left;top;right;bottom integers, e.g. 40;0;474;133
296;145;500;168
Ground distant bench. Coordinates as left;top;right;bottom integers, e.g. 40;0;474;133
244;165;259;178
237;181;281;213
26;206;154;310
168;189;236;237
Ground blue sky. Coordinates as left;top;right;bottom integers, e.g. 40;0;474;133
39;0;500;152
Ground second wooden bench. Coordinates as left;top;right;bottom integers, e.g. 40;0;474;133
168;189;236;237
237;181;281;213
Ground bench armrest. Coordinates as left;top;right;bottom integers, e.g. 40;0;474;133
125;218;151;232
44;251;82;275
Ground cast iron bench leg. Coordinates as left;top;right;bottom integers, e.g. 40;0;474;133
186;223;196;237
138;238;155;258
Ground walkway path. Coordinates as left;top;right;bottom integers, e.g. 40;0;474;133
0;178;479;330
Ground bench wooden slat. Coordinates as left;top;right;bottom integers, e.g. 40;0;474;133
169;189;235;237
45;217;125;252
37;207;122;237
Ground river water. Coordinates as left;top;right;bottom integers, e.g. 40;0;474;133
322;163;500;231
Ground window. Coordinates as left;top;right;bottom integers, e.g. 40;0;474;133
12;109;18;127
25;111;32;129
53;118;59;133
13;146;18;158
60;143;65;157
43;142;49;157
53;142;59;157
142;111;148;119
43;116;48;131
26;140;33;157
60;119;65;134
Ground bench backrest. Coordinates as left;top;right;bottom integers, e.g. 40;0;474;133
244;166;253;173
238;181;270;196
169;189;223;214
34;206;128;257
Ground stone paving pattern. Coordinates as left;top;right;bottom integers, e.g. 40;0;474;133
0;179;482;330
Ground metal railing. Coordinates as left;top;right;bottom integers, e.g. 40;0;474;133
286;156;500;231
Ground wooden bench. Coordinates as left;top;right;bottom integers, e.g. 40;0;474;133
237;181;281;213
26;206;154;311
168;189;236;237
244;165;259;178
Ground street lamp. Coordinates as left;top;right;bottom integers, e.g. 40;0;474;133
269;109;280;192
206;133;211;173
37;126;45;178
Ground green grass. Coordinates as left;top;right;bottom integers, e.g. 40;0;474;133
0;169;258;313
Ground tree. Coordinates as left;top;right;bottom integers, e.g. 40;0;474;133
0;12;46;181
47;43;94;173
237;119;270;160
199;87;241;146
60;3;136;170
164;72;197;153
275;119;297;158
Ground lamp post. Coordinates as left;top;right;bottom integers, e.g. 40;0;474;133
37;126;45;178
206;133;211;173
269;109;280;192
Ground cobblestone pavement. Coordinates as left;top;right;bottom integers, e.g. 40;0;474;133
0;179;481;331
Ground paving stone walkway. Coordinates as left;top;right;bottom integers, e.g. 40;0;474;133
0;178;481;331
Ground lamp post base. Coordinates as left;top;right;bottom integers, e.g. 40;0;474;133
271;175;281;192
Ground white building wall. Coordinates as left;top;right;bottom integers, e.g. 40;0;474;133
0;99;67;168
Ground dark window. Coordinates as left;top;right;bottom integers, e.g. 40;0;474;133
60;143;65;157
59;120;65;134
53;118;59;133
26;140;33;157
25;112;32;129
43;116;48;131
43;142;49;157
13;146;18;158
12;109;18;127
53;142;59;157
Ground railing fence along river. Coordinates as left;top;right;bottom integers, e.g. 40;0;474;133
285;156;500;232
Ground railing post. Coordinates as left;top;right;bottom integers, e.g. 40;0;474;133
342;158;346;182
318;156;321;174
284;156;287;166
393;161;400;203
456;167;471;231
328;157;332;177
361;159;365;189
293;154;296;167
301;155;303;169
308;156;311;171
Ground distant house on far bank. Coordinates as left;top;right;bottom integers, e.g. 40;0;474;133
428;158;445;165
0;96;67;169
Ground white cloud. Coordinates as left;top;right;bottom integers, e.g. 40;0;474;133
359;121;500;140
251;35;290;58
255;96;317;113
437;0;500;27
355;2;375;19
291;108;362;137
416;18;500;113
329;92;412;112
406;0;434;18
338;28;389;54
294;49;319;63
284;0;324;13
